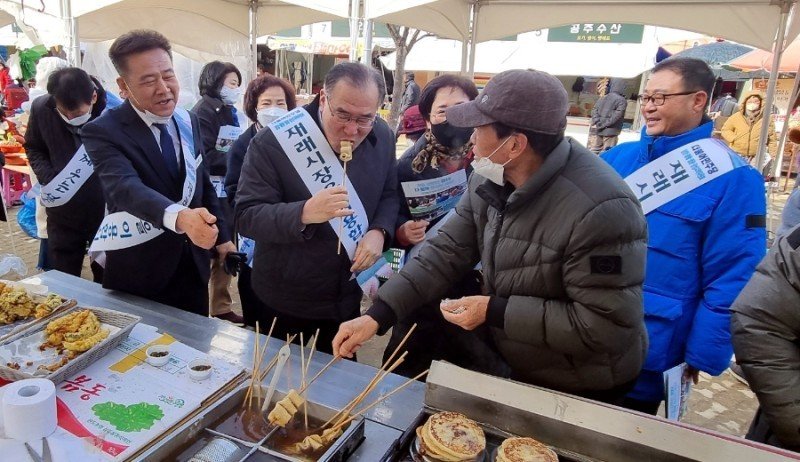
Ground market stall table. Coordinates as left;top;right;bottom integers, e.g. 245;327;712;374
27;270;426;461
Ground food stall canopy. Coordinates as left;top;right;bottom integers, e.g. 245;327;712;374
366;0;800;50
381;26;702;78
730;38;800;72
0;0;118;48
77;0;348;57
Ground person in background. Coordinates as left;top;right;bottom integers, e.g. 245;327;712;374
191;61;243;324
257;63;268;77
730;226;800;453
386;74;484;378
25;68;107;281
235;62;398;353
82;29;234;314
589;79;627;154
0;60;12;93
602;57;767;415
224;74;296;327
721;92;777;173
335;69;648;403
396;105;426;145
399;71;421;117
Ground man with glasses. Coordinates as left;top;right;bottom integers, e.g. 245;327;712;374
602;57;767;415
235;62;398;353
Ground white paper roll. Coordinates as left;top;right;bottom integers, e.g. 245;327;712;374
2;378;57;441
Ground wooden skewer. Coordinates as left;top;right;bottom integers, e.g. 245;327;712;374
248;321;261;409
381;323;417;370
337;161;348;255
300;333;308;429
299;354;341;394
324;351;407;429
242;319;278;408
330;369;428;433
304;329;319;378
259;334;298;382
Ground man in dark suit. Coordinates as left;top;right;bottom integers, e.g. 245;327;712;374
82;30;234;314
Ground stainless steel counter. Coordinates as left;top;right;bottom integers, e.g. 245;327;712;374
32;271;424;461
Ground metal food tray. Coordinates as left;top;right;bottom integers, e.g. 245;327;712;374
390;407;595;462
0;280;77;342
138;383;365;461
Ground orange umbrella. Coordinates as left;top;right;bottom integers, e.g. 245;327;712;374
729;39;800;72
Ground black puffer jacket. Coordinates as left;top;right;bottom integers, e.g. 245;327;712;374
731;228;800;451
369;138;648;393
591;79;627;136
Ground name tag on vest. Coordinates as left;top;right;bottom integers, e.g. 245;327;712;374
89;107;199;252
269;108;369;261
40;145;94;208
624;138;742;215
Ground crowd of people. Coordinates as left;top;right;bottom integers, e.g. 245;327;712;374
12;28;799;453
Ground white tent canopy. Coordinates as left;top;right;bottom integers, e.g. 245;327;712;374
368;0;799;51
385;26;702;78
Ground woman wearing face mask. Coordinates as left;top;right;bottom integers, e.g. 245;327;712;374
191;60;243;324
384;75;507;379
721;92;777;171
224;74;296;327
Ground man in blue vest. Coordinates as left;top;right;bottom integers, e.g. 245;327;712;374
602;57;767;414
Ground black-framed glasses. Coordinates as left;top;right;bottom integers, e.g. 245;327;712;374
637;91;698;106
326;99;376;129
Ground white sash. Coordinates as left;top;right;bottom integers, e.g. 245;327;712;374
89;108;199;252
269;108;369;261
39;145;93;208
624;138;741;215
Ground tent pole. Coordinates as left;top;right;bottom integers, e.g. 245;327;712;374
632;71;648;132
349;0;360;62
60;0;79;66
773;63;800;189
755;2;791;173
249;0;259;82
460;39;468;74
362;0;372;65
467;2;479;77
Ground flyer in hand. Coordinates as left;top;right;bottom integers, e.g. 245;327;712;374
401;170;468;222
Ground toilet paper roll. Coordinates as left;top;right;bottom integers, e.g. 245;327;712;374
2;378;57;441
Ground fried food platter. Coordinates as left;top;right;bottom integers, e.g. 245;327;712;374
0;305;140;384
0;279;76;342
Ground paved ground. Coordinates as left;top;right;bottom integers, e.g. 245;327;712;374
1;130;792;443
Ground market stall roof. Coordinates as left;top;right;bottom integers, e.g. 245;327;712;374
381;26;702;78
367;0;799;51
76;0;349;57
671;41;754;66
730;38;800;72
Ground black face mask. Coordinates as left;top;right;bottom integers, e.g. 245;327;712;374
431;121;474;149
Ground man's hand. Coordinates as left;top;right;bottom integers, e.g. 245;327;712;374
396;220;429;246
351;229;384;272
333;315;379;358
301;186;353;224
440;296;489;331
176;208;219;249
215;241;236;260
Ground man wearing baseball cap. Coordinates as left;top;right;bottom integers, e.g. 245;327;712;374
333;69;649;402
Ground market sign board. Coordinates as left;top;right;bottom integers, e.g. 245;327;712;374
548;24;645;44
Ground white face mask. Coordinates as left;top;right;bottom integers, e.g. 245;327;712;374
58;107;92;127
471;136;512;186
125;80;173;124
746;103;760;112
257;107;288;127
220;86;242;105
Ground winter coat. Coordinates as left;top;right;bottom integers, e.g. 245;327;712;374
235;97;399;321
400;80;421;115
731;227;800;452
602;121;767;401
224;123;258;207
721;93;777;159
24;91;106;229
191;94;239;176
368;138;649;394
591;79;627;137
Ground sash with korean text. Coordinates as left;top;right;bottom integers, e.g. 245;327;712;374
89;107;199;252
624;138;742;215
39;145;94;208
269;107;369;261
